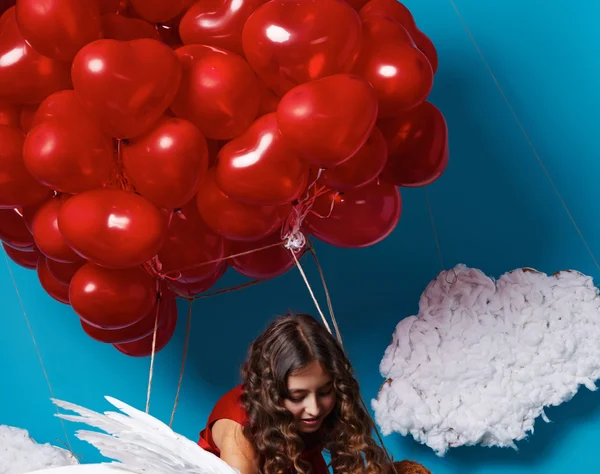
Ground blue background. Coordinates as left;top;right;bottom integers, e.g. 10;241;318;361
2;0;599;472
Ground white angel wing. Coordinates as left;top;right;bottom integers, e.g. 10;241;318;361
27;396;240;474
25;465;131;474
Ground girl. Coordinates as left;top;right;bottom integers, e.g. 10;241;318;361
198;312;390;474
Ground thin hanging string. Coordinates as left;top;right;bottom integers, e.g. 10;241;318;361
169;299;194;427
449;0;600;275
2;253;75;458
161;281;267;425
424;187;444;271
191;278;264;299
165;242;283;279
145;295;162;414
307;247;342;345
424;188;456;284
112;136;161;415
290;250;332;335
114;138;135;192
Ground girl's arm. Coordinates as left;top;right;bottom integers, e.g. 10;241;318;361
212;419;260;474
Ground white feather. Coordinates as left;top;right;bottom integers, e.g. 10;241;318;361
24;465;130;474
26;397;240;474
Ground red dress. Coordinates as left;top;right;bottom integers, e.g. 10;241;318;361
199;385;329;474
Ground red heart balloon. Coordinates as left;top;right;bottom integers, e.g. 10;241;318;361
157;200;227;284
70;263;157;329
277;74;378;168
113;299;178;357
58;189;168;268
320;126;388;191
0;125;53;209
179;0;268;57
37;255;70;305
170;44;261;140
46;259;84;286
23;91;114;194
100;13;161;41
230;229;304;280
0;208;34;250
353;17;433;116
196;168;291;241
242;0;362;96
32;196;84;263
0;8;72;104
3;242;40;270
128;0;194;23
215;112;310;206
360;0;438;73
0;102;21;127
16;0;102;61
305;180;401;248
122;116;209;209
378;101;449;187
72;38;182;139
81;290;173;344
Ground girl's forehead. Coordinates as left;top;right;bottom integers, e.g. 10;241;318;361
287;361;332;390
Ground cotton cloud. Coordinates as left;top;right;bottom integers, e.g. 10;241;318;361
372;265;600;455
0;425;78;474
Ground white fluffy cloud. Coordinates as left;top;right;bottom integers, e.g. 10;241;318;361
0;425;78;474
373;265;600;455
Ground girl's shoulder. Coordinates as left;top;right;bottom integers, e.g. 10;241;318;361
210;384;247;426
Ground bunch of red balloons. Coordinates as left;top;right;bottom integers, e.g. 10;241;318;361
0;0;448;357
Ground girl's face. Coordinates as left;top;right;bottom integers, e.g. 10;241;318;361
283;360;336;433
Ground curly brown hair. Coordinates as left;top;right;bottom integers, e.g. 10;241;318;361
240;313;390;474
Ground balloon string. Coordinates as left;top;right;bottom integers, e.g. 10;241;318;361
159;241;284;279
188;277;266;301
145;281;268;416
2;252;77;460
290;250;332;334
448;0;600;276
145;291;162;414
424;187;458;284
169;299;193;427
306;247;342;345
177;241;315;302
281;184;326;252
113;138;135;192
